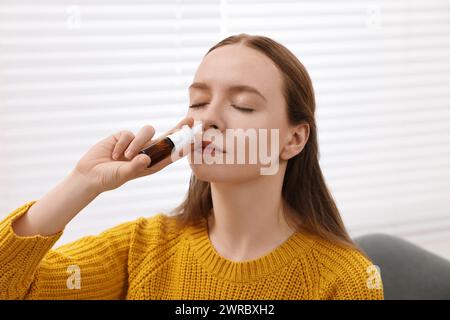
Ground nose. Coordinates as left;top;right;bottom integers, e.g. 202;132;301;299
196;101;225;133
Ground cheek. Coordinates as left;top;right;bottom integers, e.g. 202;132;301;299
263;111;291;155
237;119;285;158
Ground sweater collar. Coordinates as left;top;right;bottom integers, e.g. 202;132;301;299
184;216;314;283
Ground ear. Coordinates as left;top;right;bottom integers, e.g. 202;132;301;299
280;122;310;160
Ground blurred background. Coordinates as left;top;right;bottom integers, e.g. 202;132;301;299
1;0;449;258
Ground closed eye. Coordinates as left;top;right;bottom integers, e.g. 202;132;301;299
232;104;254;113
188;103;254;113
188;103;208;108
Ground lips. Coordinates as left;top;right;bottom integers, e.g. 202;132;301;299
201;140;225;153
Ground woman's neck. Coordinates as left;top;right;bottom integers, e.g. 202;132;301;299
208;173;296;262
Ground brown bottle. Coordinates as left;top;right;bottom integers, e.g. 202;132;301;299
138;124;202;168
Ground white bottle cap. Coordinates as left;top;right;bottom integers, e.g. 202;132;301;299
167;123;203;151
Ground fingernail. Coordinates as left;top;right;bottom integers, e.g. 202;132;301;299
112;153;118;160
125;150;132;159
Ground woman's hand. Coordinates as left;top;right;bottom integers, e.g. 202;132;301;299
72;117;194;194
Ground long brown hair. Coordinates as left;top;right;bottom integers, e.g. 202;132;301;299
171;33;365;255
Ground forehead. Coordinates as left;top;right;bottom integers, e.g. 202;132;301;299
192;44;283;97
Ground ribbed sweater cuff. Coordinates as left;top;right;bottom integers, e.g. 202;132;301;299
0;201;64;283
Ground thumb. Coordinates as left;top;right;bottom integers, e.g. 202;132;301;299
118;154;151;181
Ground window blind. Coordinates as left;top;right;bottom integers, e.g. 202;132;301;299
1;0;449;258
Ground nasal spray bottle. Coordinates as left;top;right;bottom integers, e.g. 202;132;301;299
138;123;202;168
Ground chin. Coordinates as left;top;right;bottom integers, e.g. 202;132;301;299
189;161;262;183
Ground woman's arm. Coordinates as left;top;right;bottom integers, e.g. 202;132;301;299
0;200;139;299
0;118;193;299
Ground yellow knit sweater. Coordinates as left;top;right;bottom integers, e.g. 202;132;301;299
0;201;383;300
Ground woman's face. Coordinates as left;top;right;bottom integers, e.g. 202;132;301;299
187;44;292;182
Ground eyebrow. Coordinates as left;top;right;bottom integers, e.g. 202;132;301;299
188;82;267;102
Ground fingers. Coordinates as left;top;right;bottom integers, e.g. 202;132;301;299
112;130;135;160
118;153;152;181
111;117;195;174
124;125;155;160
111;125;156;161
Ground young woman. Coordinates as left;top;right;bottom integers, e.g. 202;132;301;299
0;34;383;300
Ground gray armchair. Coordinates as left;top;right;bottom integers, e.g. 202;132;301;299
354;233;450;300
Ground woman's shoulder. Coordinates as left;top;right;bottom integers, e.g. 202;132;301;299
306;236;384;299
133;213;186;241
125;213;188;267
309;236;375;272
128;213;199;254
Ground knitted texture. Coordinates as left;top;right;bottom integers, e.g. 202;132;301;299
0;201;384;300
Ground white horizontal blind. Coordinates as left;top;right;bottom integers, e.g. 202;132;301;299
1;0;450;258
0;0;223;246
